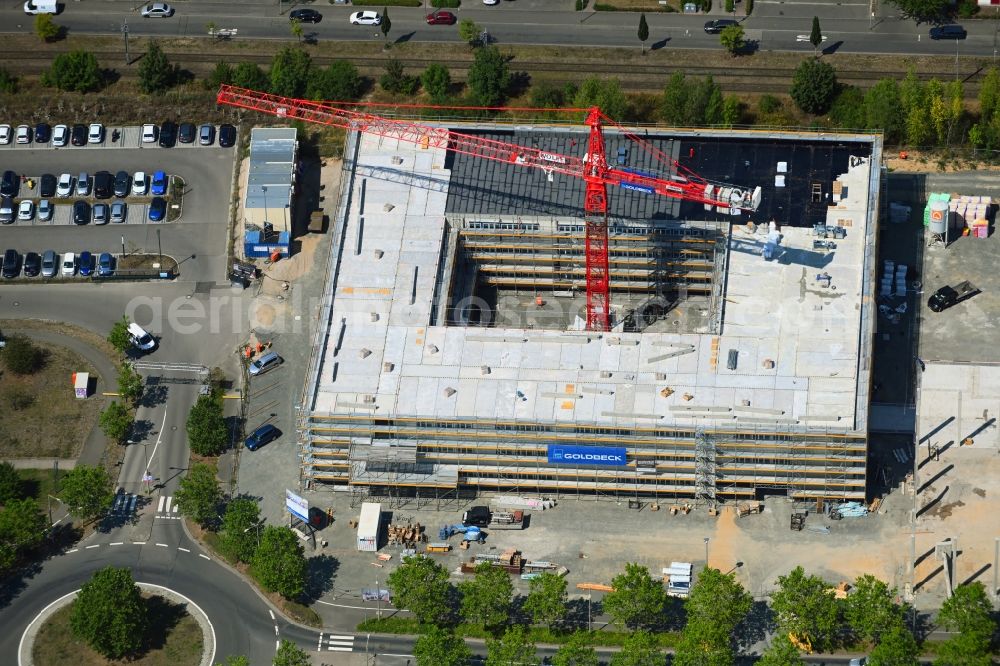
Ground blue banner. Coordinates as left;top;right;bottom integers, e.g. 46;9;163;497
620;182;655;194
547;445;627;467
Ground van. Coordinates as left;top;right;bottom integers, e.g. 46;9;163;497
61;252;76;276
127;322;157;352
248;351;281;376
23;0;58;14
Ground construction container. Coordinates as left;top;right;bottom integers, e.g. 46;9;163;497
426;542;451;553
356;502;382;552
663;562;692;598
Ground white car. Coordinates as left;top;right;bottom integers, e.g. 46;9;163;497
349;10;381;25
16;125;31;144
56;173;73;197
140;2;174;17
483;0;499;4
141;124;158;143
132;171;149;195
52;124;68;146
87;123;104;144
61;252;76;276
17;200;34;221
0;125;11;145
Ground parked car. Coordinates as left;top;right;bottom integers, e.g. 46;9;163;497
15;125;31;144
34;123;51;143
38;199;53;221
128;322;157;351
141;124;158;143
248;351;282;376
111;200;127;223
92;202;109;225
349;10;381;25
140;2;174;17
704;19;738;34
79;251;94;276
289;8;321;23
87;123;104;144
151;170;168;195
39;173;56;198
98;252;115;277
61;251;76;276
52;124;68;146
158;121;177;148
17;200;34;221
1;170;18;197
56;173;73;197
2;249;21;279
132;171;149;195
23;252;41;277
148;197;166;221
199;124;215;146
70;124;87;146
41;250;57;277
218;124;237;147
0;124;10;145
0;196;12;224
245;423;281;451
93;171;113;199
425;10;456;25
75;172;91;196
72;200;90;225
178;122;196;144
930;24;966;40
113;170;130;197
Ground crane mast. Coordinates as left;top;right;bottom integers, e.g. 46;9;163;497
216;85;760;332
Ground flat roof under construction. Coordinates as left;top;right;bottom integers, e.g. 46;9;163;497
310;127;880;435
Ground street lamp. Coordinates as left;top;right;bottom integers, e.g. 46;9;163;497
704;537;710;567
261;184;269;231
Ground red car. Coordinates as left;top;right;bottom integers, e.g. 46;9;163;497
425;10;456;25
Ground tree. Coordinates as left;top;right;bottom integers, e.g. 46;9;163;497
637;13;649;54
414;626;472;666
107;316;131;356
206;61;234;89
308;60;363;101
270;47;312;98
0;498;47;554
386;554;452;625
1;334;43;375
174;463;222;528
809;17;823;54
0;461;23;504
610;630;661;666
117;362;144;407
186;391;228;456
863;78;904;143
719;24;745;57
934;632;993;666
0;66;16;93
486;625;538;666
459;561;513;628
232;62;269;90
43;50;103;92
573;77;629;120
722;96;743;127
216;657;250;666
869;622;919;666
467;45;510;106
138;40;174;94
422;63;451;103
661;72;689;124
290;19;304;43
219;497;262;563
59;464;113;522
845;575;902;644
458;19;483;44
524;571;568;628
99;401;133;444
380;59;419;95
790;58;837;115
883;0;949;20
934;582;995;665
70;567;148;659
979;66;1000;122
552;631;599;666
602;563;665;630
35;13;60;42
673;627;733;666
380;7;392;42
769;566;840;652
674;567;752;665
272;639;310;666
757;634;804;666
251;526;307;599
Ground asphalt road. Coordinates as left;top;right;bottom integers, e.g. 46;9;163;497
1;0;999;57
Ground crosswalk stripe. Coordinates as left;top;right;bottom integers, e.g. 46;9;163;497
327;647;353;652
157;496;166;512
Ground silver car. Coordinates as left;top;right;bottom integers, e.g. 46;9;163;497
38;199;53;221
93;202;109;225
141;2;174;17
110;200;127;223
41;250;57;277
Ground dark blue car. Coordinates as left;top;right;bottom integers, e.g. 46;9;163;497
78;251;94;276
98;252;114;277
148;197;166;222
245;423;281;451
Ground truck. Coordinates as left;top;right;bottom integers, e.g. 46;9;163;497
356;502;382;552
662;562;693;598
927;280;978;312
462;506;526;530
23;0;58;14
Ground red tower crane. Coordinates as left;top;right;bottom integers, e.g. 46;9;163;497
216;85;761;331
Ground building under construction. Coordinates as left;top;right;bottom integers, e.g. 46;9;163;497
298;123;881;507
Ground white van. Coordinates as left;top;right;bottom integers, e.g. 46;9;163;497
61;252;76;276
24;0;58;14
127;322;157;352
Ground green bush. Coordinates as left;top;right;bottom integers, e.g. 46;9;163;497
431;0;460;6
957;0;979;16
757;94;781;114
575;0;586;8
702;0;712;11
41;50;103;93
0;67;16;93
746;0;754;14
725;0;734;11
1;335;44;375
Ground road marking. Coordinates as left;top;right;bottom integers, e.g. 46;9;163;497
274;625;279;635
110;542;124;546
143;408;168;480
315;599;381;611
275;640;280;651
134;541;146;545
178;546;190;552
328;647;353;652
85;544;99;549
269;610;275;620
67;548;78;553
319;634;356;652
157;495;166;512
156;543;168;547
198;553;210;560
326;635;354;640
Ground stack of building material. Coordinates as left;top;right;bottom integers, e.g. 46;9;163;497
880;260;895;298
387;522;425;547
834;501;868;517
895;264;908;297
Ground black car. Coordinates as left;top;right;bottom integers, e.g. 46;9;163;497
113;170;130;198
71;124;87;146
289;8;322;23
2;249;21;279
72;200;90;225
1;170;18;197
930;24;967;40
93;171;113;199
39;173;57;198
158;121;178;148
178;122;196;144
23;252;41;277
34;123;51;143
704;19;738;34
218;124;237;148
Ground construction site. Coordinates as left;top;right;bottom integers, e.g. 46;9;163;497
217;87;883;508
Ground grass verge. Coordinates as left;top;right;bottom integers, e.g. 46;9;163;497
16;467;63;504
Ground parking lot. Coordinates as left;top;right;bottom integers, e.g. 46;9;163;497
0;125;238;283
